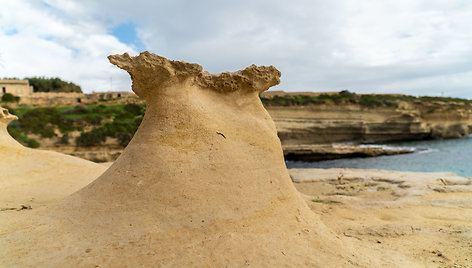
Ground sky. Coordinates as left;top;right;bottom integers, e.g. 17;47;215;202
1;0;472;98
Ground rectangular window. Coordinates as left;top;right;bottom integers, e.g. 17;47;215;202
2;87;5;93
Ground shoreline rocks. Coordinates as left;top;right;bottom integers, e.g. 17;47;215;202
283;144;414;161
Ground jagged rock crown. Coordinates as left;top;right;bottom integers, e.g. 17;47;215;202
108;51;281;99
0;107;18;124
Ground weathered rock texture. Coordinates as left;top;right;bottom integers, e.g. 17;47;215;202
292;168;472;267
268;101;472;145
0;52;381;267
0;107;106;209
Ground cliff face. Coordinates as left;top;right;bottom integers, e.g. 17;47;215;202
267;101;472;145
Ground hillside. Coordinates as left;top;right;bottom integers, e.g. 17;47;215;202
4;102;142;161
3;91;472;161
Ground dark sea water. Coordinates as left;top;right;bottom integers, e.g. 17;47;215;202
285;135;472;177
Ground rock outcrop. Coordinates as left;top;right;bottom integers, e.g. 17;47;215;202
267;101;472;145
0;107;21;148
283;144;414;161
0;107;107;209
291;168;472;267
0;52;379;267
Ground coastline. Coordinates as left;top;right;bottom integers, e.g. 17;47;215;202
286;135;472;177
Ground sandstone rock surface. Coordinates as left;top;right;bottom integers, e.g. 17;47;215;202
292;168;472;267
0;107;106;209
0;52;380;267
267;102;472;144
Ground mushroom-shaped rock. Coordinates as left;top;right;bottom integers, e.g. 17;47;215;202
0;107;107;209
0;53;367;267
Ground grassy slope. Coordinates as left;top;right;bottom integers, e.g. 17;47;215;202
3;91;472;148
4;103;144;148
261;91;472;106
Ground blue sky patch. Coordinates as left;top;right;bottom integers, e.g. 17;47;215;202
5;28;18;36
40;0;52;8
399;33;413;39
110;22;146;51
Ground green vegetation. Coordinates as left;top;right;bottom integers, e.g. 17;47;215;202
7;126;40;148
261;91;472;107
6;91;471;149
1;93;20;103
26;77;82;93
7;103;145;148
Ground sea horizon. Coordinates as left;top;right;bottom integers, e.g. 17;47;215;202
286;134;472;177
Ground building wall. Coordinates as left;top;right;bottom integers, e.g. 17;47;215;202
0;79;139;105
88;91;137;100
21;92;86;105
0;80;34;97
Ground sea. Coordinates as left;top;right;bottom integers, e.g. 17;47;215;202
285;135;472;177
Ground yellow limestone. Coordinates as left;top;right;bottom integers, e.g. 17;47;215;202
0;107;106;208
0;52;366;267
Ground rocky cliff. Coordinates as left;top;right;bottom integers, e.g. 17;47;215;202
267;101;472;145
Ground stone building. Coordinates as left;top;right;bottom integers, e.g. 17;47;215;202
0;79;139;105
21;92;86;106
88;91;137;100
0;79;34;97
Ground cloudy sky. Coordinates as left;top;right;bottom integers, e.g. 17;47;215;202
1;0;472;98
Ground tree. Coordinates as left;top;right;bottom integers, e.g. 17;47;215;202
26;77;82;93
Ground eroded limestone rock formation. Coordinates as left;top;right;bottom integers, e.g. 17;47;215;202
0;107;106;209
0;107;21;148
0;52;374;267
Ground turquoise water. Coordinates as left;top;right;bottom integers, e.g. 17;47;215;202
285;135;472;177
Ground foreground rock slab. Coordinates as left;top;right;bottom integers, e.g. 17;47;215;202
0;107;107;209
0;53;383;267
292;168;472;267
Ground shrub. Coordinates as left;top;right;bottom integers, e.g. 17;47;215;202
83;114;103;125
116;131;133;146
123;103;143;116
18;108;60;138
26;139;40;148
7;126;23;141
56;134;70;145
359;95;383;107
338;90;357;103
57;118;76;133
7;126;41;148
1;93;20;103
75;129;106;146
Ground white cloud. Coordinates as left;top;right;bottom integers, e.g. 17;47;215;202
0;0;136;92
1;0;472;97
